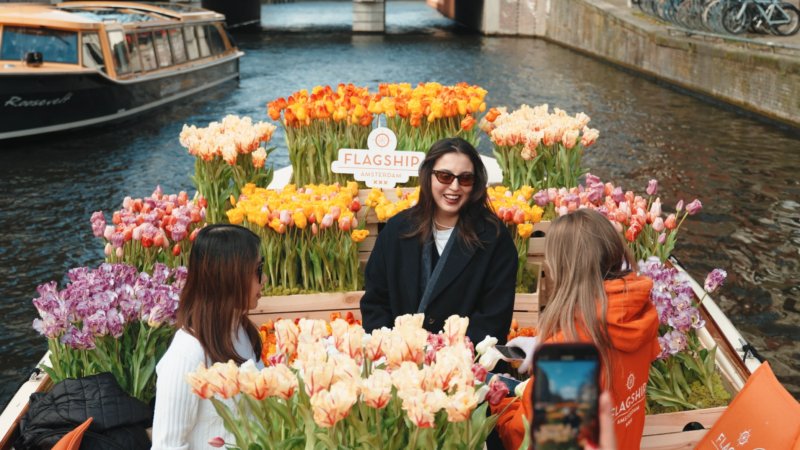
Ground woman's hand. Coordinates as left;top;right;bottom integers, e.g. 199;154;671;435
506;336;537;374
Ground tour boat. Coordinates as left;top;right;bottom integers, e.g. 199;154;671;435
0;161;764;449
0;2;242;141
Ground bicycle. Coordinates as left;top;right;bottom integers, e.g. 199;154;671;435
722;0;800;35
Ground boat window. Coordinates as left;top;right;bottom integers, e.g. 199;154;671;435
81;32;105;71
183;25;199;60
168;28;186;64
153;30;172;68
125;32;142;72
107;30;130;74
0;26;78;64
205;25;225;55
196;25;211;58
137;32;158;71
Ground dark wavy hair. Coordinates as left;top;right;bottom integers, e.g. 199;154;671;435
405;137;500;248
177;224;262;364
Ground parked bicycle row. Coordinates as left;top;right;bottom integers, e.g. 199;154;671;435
634;0;800;36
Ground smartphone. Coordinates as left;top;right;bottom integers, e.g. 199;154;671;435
495;345;527;360
531;343;600;450
487;372;521;392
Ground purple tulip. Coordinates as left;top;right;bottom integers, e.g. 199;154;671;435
704;268;727;293
533;190;550;207
646;179;658;196
686;199;702;215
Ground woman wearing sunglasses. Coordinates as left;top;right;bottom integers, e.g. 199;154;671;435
152;224;264;450
360;137;517;346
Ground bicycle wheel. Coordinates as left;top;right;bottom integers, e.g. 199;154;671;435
722;2;750;33
770;3;800;35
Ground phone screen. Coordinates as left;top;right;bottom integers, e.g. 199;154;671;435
532;344;600;450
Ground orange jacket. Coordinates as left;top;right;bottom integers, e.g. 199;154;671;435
491;273;660;450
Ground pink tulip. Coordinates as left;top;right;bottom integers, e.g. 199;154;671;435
650;198;662;218
675;199;684;212
208;437;225;448
686;199;702;215
321;214;334;229
104;243;112;256
652;217;665;232
330;205;341;220
658;232;667;244
646;179;658;196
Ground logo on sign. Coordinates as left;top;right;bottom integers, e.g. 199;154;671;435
331;127;425;188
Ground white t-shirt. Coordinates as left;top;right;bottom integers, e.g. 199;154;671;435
151;326;261;450
433;226;454;255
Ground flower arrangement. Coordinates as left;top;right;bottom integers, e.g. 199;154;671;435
259;312;362;366
226;182;367;294
373;82;487;153
487;185;544;292
533;174;702;262
363;187;420;222
640;258;731;412
90;186;205;273
268;84;374;186
180;115;277;223
481;104;599;191
31;263;185;403
187;314;510;450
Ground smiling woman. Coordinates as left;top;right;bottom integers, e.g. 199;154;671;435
360;137;519;346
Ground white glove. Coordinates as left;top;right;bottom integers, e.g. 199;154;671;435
506;336;537;374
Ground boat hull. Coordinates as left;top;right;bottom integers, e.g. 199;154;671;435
0;55;240;141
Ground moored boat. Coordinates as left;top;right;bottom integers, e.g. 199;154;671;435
0;2;242;141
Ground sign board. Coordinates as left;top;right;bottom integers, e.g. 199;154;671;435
331;127;425;188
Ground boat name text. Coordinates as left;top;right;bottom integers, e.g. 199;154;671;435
4;93;73;108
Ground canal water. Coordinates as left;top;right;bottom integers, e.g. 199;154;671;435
1;1;798;409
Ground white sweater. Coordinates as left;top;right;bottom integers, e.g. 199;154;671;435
151;327;260;450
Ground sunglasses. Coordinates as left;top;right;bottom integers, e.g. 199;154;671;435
432;170;475;187
256;256;265;284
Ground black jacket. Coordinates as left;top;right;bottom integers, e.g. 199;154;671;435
360;209;517;344
15;372;152;450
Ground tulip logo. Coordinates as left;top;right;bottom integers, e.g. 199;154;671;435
626;373;635;391
332;127;425;188
737;430;751;446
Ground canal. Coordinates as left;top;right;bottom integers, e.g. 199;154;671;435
0;1;798;408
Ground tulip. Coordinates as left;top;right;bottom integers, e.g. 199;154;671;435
478;347;504;371
686;199;702;215
475;335;498;355
485;376;510;406
646;179;658;196
676;199;684;212
208;437;226;448
652;217;665;232
664;213;677;230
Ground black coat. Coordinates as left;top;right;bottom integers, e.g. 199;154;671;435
360;209;517;345
15;372;152;450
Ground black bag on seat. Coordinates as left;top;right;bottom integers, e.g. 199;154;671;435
15;372;152;450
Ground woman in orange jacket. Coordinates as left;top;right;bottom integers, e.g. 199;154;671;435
492;209;661;450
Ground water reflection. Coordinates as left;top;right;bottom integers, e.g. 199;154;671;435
0;1;797;408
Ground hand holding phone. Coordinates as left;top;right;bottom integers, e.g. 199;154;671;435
531;343;600;450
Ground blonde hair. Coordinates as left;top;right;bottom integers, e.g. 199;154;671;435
538;209;637;386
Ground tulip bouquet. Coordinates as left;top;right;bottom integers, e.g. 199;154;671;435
533;174;703;262
640;258;731;413
226;182;367;293
363;187;420;222
487;186;544;292
90;186;205;273
187;314;512;450
481;104;599;191
268;84;374;186
373;82;487;154
259;312;362;366
31;263;185;403
180;115;277;223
